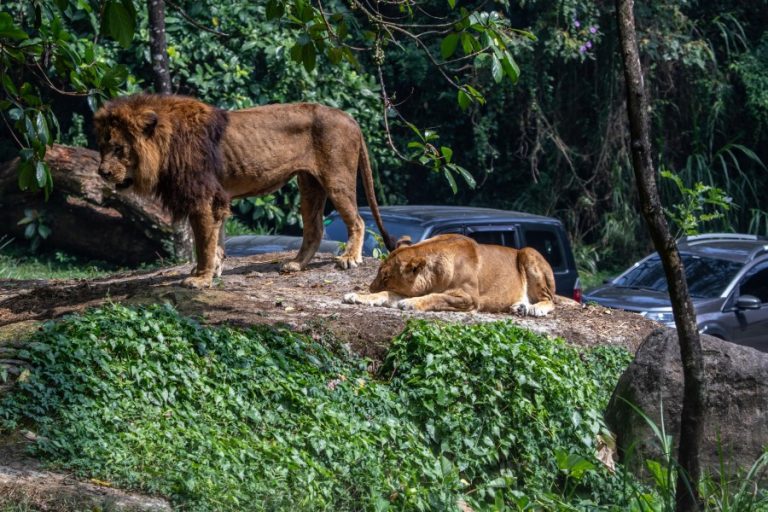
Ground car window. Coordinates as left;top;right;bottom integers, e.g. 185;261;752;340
324;216;428;253
467;231;506;246
615;254;742;298
524;229;564;270
740;263;768;302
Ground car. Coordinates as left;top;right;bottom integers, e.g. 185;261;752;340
583;233;768;351
226;205;581;301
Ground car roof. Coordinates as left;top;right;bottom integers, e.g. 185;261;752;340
336;205;562;228
677;233;768;263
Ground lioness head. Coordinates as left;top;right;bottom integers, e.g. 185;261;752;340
93;99;165;194
369;250;429;296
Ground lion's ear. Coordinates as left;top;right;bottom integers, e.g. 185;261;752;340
139;110;159;136
395;236;412;249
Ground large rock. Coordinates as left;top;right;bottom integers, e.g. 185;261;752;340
0;144;174;265
605;328;768;478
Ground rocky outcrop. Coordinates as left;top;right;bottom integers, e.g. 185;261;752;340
605;328;768;478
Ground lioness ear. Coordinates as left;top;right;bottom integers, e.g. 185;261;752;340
139;110;158;136
405;257;426;274
396;236;412;249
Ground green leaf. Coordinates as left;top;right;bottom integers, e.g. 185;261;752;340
37;224;52;239
440;146;453;163
0;12;28;40
103;0;136;49
443;167;458;194
500;51;520;84
491;55;503;83
460;32;475;55
302;43;316;72
440;33;459;60
457;89;470;111
449;164;476;188
35;160;48;187
35;112;49;146
266;0;285;20
447;0;456;8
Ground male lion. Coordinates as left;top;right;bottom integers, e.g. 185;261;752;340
344;234;557;316
94;94;394;288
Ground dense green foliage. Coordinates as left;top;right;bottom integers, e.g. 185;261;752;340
1;0;767;268
1;304;636;510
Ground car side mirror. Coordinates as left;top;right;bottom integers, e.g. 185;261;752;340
736;294;762;310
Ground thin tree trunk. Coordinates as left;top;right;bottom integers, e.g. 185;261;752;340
614;1;705;510
147;0;193;260
147;0;172;94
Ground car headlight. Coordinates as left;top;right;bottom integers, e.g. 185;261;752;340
640;311;675;324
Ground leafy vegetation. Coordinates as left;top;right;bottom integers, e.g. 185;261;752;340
1;304;636;510
2;0;767;264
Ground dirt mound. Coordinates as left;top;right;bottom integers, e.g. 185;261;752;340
1;252;656;360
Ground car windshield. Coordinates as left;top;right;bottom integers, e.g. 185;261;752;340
614;253;742;298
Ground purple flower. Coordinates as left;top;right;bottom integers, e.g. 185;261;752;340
574;19;581;28
590;26;598;34
586;41;593;49
579;45;587;53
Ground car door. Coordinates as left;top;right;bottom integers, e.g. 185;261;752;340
724;261;768;350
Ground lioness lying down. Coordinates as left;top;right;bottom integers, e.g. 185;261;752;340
344;234;557;316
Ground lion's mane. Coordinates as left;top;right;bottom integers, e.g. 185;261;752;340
94;94;230;221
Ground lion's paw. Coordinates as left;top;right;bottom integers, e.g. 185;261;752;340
181;275;213;289
335;255;361;270
281;261;302;273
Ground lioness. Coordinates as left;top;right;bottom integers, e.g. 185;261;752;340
94;94;394;288
344;234;557;316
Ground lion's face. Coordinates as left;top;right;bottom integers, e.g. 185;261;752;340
93;105;160;193
370;253;428;296
95;128;138;189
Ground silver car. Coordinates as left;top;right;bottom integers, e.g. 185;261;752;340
584;234;768;351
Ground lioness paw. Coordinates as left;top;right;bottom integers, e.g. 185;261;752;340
511;303;529;316
343;292;362;304
397;298;420;311
511;303;551;317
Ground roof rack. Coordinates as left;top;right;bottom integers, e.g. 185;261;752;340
680;233;764;243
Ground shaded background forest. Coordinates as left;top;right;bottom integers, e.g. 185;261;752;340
2;0;767;273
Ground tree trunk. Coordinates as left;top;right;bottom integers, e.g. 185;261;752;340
146;0;194;261
147;0;172;94
614;1;705;510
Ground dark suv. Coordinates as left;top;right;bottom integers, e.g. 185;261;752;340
323;206;581;301
584;233;768;351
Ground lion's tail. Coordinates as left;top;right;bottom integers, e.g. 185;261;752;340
358;133;395;252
